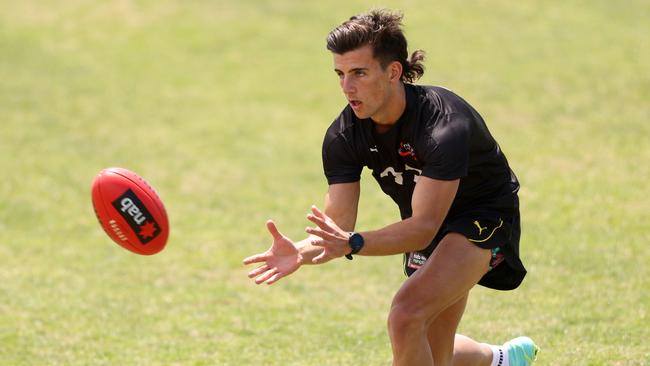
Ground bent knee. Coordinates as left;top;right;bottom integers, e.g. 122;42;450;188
388;295;433;335
388;285;459;333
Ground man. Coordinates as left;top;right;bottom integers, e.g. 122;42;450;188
244;9;539;366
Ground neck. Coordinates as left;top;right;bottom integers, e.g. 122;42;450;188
371;82;406;130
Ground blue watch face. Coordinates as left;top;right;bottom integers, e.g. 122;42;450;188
349;232;364;252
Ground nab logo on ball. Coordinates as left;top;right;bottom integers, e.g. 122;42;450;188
111;188;161;244
92;167;169;255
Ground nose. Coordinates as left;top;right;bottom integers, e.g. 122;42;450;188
341;75;356;95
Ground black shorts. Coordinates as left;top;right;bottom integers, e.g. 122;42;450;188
403;208;527;290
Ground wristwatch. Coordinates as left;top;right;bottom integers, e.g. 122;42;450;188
346;232;365;260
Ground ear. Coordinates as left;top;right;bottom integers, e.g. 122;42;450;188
388;61;403;82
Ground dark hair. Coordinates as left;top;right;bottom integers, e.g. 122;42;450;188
326;9;425;83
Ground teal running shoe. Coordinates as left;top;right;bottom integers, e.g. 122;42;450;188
504;336;539;365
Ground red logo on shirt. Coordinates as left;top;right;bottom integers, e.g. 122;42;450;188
398;142;417;160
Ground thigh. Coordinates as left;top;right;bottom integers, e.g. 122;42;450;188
404;210;526;290
393;232;491;324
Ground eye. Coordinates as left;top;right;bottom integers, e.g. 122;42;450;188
355;70;366;77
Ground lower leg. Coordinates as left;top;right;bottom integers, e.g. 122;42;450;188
425;296;492;366
388;308;435;366
451;334;493;366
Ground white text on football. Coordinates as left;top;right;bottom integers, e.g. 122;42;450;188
109;219;128;241
119;198;147;225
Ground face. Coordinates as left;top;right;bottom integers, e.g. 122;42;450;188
333;45;401;123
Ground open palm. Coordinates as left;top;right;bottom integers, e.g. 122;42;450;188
243;220;302;285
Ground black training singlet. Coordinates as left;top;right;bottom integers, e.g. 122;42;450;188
322;84;519;221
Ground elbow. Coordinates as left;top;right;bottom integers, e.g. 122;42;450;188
411;217;442;251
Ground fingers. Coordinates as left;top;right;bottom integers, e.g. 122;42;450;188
243;252;268;265
307;212;331;232
265;272;285;285
310;205;334;226
311;205;326;219
266;220;284;241
247;264;285;285
254;267;278;285
305;226;337;242
312;252;331;265
247;264;269;278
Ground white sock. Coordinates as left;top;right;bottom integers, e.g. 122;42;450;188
489;345;509;366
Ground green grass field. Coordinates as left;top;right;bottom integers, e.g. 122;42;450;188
1;1;649;365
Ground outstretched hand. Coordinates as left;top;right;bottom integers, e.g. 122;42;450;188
243;220;302;285
305;205;352;264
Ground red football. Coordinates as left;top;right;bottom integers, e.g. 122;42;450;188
91;167;169;255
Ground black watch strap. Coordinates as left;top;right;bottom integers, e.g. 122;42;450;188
346;232;365;260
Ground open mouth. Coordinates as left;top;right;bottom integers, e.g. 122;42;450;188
349;100;362;109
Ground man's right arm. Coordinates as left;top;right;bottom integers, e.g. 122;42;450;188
297;181;360;265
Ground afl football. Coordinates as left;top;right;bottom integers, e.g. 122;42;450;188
91;167;169;255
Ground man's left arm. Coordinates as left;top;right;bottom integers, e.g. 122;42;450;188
306;176;458;261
